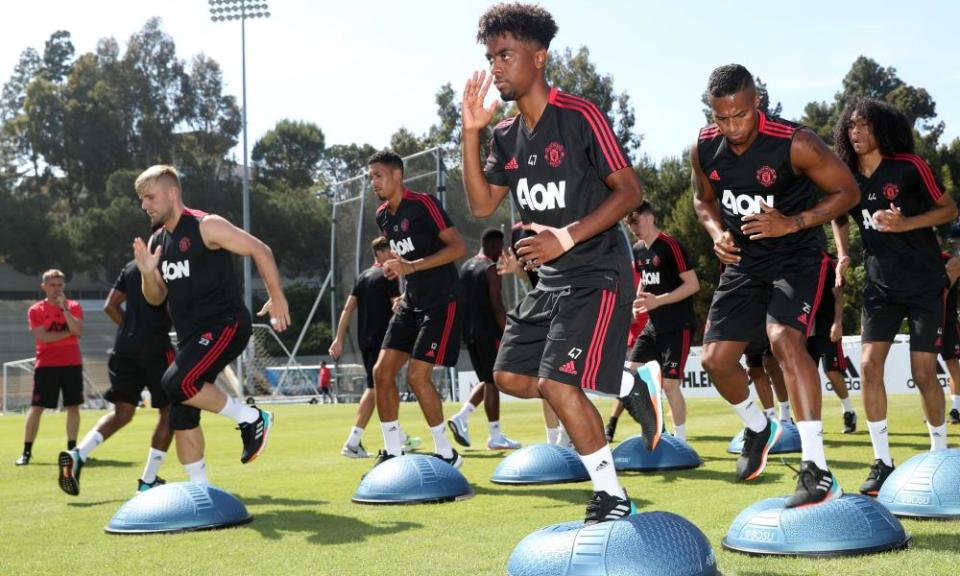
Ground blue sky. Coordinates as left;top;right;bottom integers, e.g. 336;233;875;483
3;1;957;166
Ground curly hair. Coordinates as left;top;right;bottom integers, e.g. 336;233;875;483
476;3;558;48
834;97;914;173
707;64;755;98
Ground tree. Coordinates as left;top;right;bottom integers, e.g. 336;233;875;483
546;46;642;157
252;119;325;189
319;143;377;189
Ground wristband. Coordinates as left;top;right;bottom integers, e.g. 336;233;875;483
555;226;575;253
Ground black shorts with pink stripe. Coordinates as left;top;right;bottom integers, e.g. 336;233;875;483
162;312;251;430
494;281;632;395
628;324;693;380
382;297;462;367
705;250;831;343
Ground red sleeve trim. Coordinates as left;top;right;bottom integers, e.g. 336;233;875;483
892;154;943;201
403;190;449;231
658;232;689;273
550;90;628;173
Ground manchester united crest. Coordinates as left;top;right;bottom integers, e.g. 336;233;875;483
400;218;409;232
882;182;899;201
652;255;661;267
545;142;566;168
755;165;777;188
179;237;191;252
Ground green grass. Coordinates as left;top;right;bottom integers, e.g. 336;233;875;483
1;395;958;576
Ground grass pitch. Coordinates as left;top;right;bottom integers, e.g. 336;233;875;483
1;395;958;575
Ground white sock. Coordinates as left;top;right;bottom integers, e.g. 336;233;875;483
345;426;364;448
867;420;892;466
733;397;768;433
797;420;828;470
579;446;625;499
455;402;476;421
488;421;502;440
546;427;560;444
141;448;166;483
952;394;960;411
381;420;403;456
928;422;948;451
399;427;408;443
619;368;636;397
77;430;103;461
557;425;572;447
184;459;207;484
840;397;854;413
430;423;453;458
673;424;686;442
763;407;777;420
778;401;791;421
219;395;258;424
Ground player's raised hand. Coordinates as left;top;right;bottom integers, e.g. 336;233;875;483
383;250;415;276
633;291;660;314
132;237;161;273
516;223;566;271
462;70;499;132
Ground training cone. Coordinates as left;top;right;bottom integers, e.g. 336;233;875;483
613;433;702;471
727;420;801;455
492;444;589;485
352;454;472;504
105;482;251;534
877;448;960;519
722;495;910;557
507;512;718;576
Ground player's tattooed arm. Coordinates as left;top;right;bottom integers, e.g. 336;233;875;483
691;140;740;264
789;128;861;229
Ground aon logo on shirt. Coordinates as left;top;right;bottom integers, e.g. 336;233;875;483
860;208;878;231
390;237;415;256
517;178;566;211
722;190;774;216
162;260;190;281
641;271;660;286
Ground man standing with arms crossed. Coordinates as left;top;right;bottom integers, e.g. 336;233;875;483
463;3;652;523
17;269;83;466
692;64;860;507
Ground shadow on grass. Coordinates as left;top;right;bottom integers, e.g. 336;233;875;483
240;494;329;507
83;459;135;468
823;437;929;451
620;466;784;485
248;509;422;544
906;531;960;553
67;499;125;508
471;484;653;509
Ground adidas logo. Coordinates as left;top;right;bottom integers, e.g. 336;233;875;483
505;157;519;170
595;460;609;472
559;361;578;375
709;169;720;181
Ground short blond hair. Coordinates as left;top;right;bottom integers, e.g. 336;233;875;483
41;269;65;283
135;165;181;196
